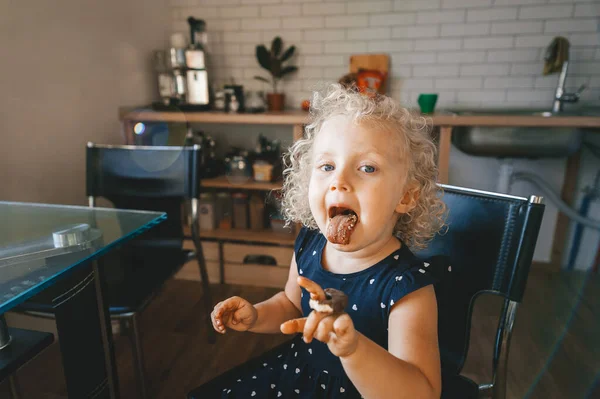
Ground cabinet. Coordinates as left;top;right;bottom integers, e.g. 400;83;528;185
120;108;307;286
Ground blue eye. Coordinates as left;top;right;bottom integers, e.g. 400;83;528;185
360;165;376;173
320;164;334;172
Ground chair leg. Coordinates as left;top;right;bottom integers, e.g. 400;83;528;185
127;315;149;399
8;374;22;399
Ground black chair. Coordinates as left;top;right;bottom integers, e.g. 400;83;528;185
19;143;215;399
0;324;54;399
187;184;545;399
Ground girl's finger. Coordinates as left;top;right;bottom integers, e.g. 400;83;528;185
214;300;233;318
280;317;307;334
313;315;335;343
303;310;328;343
333;314;353;337
297;276;326;301
211;310;225;334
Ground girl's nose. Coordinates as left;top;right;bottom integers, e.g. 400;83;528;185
330;170;352;192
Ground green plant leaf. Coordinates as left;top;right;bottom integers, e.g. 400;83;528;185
254;76;271;84
280;45;296;62
271;36;282;57
278;66;298;78
256;45;272;72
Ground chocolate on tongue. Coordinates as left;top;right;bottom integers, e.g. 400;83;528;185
326;213;357;245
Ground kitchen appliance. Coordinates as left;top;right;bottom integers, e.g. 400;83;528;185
152;19;213;110
185;17;210;109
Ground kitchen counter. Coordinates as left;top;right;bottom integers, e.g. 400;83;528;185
118;106;600;273
119;107;600;128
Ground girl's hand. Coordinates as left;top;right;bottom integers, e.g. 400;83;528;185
211;296;258;334
280;277;359;358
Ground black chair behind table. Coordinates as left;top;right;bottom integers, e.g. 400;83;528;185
0;323;54;399
19;143;215;399
187;184;545;399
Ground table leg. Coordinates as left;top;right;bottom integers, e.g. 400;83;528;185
0;315;11;350
93;259;120;399
438;126;452;184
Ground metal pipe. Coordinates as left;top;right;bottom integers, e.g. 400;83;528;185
93;260;120;399
566;193;594;270
0;315;12;350
8;375;22;399
512;172;600;231
553;61;569;113
492;300;519;399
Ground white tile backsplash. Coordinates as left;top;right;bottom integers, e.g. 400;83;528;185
171;0;599;108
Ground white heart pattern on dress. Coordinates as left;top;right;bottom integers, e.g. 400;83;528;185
237;379;241;382
419;269;425;274
308;348;312;354
448;266;452;272
394;255;399;260
321;384;326;389
252;376;257;379
291;343;295;348
380;302;386;308
312;250;316;256
352;304;358;311
390;299;395;306
295;389;300;394
251;391;256;396
296;368;300;373
271;384;276;389
295;352;298;357
283;364;287;369
278;392;282;397
263;363;267;367
370;278;375;284
299;269;303;274
340;387;346;393
424;262;430;267
323;370;328;373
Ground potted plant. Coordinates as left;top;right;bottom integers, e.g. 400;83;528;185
254;36;297;111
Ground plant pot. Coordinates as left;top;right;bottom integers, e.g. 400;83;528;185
266;93;285;111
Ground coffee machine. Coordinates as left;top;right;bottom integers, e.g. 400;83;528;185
185;18;210;109
153;17;212;110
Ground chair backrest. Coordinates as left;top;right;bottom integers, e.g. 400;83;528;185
414;184;545;379
86;143;202;242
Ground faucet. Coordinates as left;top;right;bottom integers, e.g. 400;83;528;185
552;60;588;113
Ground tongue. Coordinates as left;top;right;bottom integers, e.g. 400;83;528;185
326;214;357;245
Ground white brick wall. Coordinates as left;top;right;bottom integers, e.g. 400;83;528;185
170;0;600;108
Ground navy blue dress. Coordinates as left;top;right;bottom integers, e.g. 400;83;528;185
216;227;448;398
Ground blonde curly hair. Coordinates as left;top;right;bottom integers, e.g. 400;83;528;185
281;83;446;250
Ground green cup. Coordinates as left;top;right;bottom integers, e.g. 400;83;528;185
418;93;438;114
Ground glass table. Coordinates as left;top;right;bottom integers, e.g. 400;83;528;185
0;201;166;398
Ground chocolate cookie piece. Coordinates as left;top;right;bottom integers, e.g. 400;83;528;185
309;288;348;314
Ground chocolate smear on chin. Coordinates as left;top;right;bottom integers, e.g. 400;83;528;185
326;213;357;245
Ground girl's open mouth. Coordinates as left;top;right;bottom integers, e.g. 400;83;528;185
326;206;359;245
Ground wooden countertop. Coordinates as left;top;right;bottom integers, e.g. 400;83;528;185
119;107;600;128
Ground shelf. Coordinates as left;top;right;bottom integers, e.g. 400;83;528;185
119;107;309;125
201;176;282;191
184;226;296;246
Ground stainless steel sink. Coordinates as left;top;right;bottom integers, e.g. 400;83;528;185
447;108;597;158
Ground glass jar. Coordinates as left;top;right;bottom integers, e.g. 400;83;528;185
198;193;215;231
232;193;248;229
215;192;232;230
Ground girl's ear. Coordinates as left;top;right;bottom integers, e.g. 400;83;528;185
395;185;420;214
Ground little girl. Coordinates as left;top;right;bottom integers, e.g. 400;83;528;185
209;84;449;398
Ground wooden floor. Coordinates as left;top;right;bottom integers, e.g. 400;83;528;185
2;271;599;399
